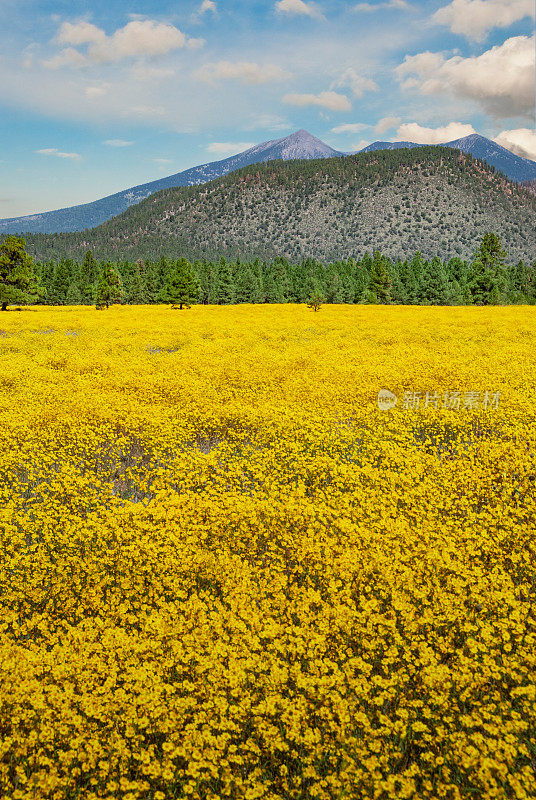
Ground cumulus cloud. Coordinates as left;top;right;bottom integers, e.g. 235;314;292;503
36;148;81;159
275;0;325;21
284;91;351;111
396;35;535;119
494;128;536;161
195;61;291;85
53;19;199;65
331;67;378;98
104;139;133;147
206;142;255;155
44;47;88;69
395;121;476;143
432;0;534;41
331;122;369;134
375;116;401;134
354;0;411;12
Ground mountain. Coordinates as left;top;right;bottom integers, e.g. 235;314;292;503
360;134;536;183
0;130;343;236
360;141;423;152
26;146;536;265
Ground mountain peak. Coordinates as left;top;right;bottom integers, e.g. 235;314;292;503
255;129;341;161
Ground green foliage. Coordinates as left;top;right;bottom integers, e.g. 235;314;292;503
307;290;324;312
94;263;123;310
0;235;42;310
161;259;199;309
367;251;392;304
21;233;536;309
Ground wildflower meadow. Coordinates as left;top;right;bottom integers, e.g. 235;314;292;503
1;304;535;800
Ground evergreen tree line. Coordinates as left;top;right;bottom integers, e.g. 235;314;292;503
31;234;536;307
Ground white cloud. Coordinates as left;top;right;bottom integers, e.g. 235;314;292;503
494;128;536;161
395;121;476;143
331;67;378;98
104;139;133;147
432;0;534;41
44;47;88;70
283;90;351;111
331;122;369;134
129;105;166;116
195;61;291;85
199;0;217;14
354;0;411;11
396;35;535;119
206;142;255;155
36;148;81;159
85;85;109;98
56;21;104;47
131;64;176;81
246;114;290;131
54;19;197;65
375;116;401;134
275;0;325;20
352;139;371;150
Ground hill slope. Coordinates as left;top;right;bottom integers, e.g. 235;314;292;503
26;146;536;264
0;131;342;235
361;134;536;183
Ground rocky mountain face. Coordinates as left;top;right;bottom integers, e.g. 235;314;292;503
361;134;536;183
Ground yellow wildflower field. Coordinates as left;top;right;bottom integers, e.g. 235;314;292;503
0;304;535;800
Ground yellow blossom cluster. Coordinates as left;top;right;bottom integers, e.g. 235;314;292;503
0;304;535;800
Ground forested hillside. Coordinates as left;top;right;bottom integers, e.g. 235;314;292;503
24;147;536;265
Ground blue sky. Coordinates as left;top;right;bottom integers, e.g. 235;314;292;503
0;0;534;217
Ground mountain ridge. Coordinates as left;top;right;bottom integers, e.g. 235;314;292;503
361;134;536;183
25;146;536;266
0;130;343;236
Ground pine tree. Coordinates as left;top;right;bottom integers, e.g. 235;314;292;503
216;259;236;305
94;263;123;309
307;290;324;311
51;259;73;305
235;266;263;303
367;251;392;304
0;236;42;310
421;257;451;305
468;233;508;304
127;263;147;304
66;282;83;305
80;251;99;302
161;259;199;309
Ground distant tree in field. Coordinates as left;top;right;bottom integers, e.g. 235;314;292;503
94;262;123;309
307;290;324;311
162;259;199;309
0;235;42;311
